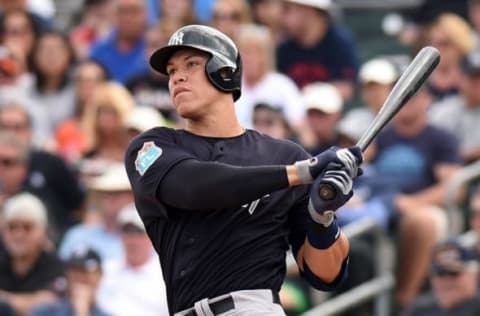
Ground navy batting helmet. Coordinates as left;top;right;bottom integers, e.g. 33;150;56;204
150;24;242;101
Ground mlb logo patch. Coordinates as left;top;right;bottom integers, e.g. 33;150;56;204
135;141;162;175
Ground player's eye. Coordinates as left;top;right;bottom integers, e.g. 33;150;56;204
187;60;200;69
166;68;176;76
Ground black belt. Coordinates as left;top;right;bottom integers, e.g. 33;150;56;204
183;290;280;316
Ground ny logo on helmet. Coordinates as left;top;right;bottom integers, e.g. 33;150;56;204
169;32;184;45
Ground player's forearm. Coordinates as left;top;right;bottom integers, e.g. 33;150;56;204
297;231;349;285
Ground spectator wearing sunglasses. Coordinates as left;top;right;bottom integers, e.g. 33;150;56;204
0;193;65;316
0;108;87;241
405;240;480;316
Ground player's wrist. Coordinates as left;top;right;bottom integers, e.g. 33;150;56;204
307;219;341;250
293;158;316;184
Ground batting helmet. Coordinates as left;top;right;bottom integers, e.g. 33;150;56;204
150;24;242;101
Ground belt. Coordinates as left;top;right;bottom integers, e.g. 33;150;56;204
183;290;280;316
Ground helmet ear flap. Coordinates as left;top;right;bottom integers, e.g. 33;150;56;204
205;54;242;101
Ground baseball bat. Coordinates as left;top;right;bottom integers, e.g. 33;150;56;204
318;46;441;200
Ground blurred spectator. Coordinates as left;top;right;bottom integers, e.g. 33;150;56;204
96;204;169;316
425;14;474;101
30;247;109;316
0;107;87;240
0;0;51;32
372;88;463;308
0;193;65;316
469;186;480;237
159;0;198;27
341;58;398;146
302;82;342;155
250;0;285;44
126;20;177;121
59;164;133;262
0;9;41;73
89;0;149;84
27;32;76;146
235;24;304;130
276;0;359;100
69;0;114;60
469;0;480;45
429;49;480;163
55;60;109;164
404;240;480;316
125;106;167;140
79;82;134;174
0;45;33;111
252;103;294;141
210;0;251;42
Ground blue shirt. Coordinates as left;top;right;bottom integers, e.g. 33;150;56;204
59;224;123;263
89;30;149;84
276;25;359;88
30;299;110;316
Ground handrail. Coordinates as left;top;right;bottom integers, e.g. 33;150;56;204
301;274;395;316
444;160;480;237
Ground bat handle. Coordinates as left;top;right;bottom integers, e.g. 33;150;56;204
318;183;336;200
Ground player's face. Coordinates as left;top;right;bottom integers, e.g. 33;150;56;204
166;48;222;119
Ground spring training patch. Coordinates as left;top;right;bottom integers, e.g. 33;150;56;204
135;141;162;176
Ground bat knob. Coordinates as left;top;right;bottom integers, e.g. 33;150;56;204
319;183;336;200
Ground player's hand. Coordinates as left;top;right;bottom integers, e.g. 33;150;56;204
308;167;356;227
295;146;363;184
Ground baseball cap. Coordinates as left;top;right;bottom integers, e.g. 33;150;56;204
302;82;343;114
2;193;48;227
430;240;478;275
125;106;167;133
462;50;480;76
337;110;375;143
283;0;332;11
88;163;131;192
117;204;146;232
67;247;102;272
359;58;398;85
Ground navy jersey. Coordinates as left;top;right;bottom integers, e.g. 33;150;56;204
125;128;311;313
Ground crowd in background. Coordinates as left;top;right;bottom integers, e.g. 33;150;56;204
2;0;480;315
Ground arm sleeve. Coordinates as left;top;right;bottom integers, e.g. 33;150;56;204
125;128;290;218
159;160;289;210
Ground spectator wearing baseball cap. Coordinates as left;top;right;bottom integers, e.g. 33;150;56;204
0;193;65;316
340;57;398;162
59;163;133;262
30;247;110;316
96;204;169;316
302;82;343;155
276;0;359;101
405;240;480;316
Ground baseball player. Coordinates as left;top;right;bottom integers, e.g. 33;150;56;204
125;25;362;316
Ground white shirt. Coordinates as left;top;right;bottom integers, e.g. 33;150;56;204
96;255;169;316
429;95;480;152
235;72;305;129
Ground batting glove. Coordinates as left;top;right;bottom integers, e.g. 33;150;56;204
308;167;356;227
294;146;363;185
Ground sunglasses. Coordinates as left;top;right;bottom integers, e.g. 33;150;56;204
121;224;145;234
7;222;35;233
0;156;22;167
432;269;462;278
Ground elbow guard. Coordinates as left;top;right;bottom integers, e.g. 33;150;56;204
301;256;349;291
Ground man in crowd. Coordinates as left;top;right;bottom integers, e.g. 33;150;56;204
0;193;65;316
405;240;480;316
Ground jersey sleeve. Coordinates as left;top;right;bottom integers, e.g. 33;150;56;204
125;128;196;219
